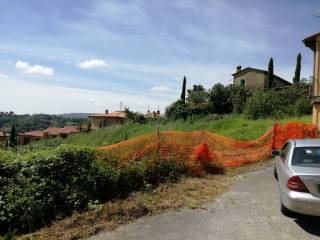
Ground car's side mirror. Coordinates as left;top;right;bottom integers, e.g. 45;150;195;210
272;150;280;157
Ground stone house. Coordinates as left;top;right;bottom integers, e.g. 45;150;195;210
232;66;292;89
0;132;9;148
19;131;44;145
88;110;127;128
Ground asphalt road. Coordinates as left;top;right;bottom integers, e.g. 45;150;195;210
89;167;320;240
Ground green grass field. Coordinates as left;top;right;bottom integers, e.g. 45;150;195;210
64;114;311;147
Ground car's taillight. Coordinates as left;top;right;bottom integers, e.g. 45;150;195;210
287;175;309;193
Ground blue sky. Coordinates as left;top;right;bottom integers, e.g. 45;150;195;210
0;0;319;114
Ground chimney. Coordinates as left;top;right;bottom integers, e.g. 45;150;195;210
105;109;109;114
236;65;242;73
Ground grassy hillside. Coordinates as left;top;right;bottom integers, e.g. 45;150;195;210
64;114;311;147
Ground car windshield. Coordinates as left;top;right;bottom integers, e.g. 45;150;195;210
292;147;320;167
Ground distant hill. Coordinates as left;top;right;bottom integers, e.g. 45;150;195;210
0;112;87;133
58;113;92;119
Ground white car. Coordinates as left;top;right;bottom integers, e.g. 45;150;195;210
273;139;320;216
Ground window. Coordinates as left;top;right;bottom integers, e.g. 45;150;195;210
292;147;320;167
240;79;245;87
281;143;290;161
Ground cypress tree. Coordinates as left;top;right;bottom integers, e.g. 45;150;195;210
293;53;302;85
267;58;274;89
180;76;187;102
87;121;92;133
9;126;17;148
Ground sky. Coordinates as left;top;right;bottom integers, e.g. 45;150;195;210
0;0;319;114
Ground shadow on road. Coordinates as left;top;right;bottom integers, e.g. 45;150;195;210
294;215;320;237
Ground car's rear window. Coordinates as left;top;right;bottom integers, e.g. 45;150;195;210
292;147;320;167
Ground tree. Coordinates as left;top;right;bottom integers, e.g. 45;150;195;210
165;100;189;120
9;126;17;148
187;84;208;105
232;86;251;113
293;53;302;85
87;121;92;133
180;76;187;102
266;58;274;89
209;83;233;114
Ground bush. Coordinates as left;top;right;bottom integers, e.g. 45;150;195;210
117;161;147;197
232;86;251;113
209;83;233;114
0;146;97;234
0;147;189;235
245;86;310;119
165;100;189;120
245;90;274;119
145;159;186;185
295;97;312;116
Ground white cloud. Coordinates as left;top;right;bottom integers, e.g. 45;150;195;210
88;97;103;107
15;60;54;76
151;85;172;92
78;59;111;69
0;77;171;114
0;73;7;79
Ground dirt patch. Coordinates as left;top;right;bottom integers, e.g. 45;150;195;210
18;159;273;240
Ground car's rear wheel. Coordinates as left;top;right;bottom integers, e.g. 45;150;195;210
281;203;293;216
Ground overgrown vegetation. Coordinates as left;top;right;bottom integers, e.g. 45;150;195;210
246;86;312;119
165;74;311;121
0;146;190;235
16;114;310;151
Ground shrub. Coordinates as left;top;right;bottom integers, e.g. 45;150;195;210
232;86;251;113
0;146;100;234
209;83;233;114
245;86;309;119
295;97;312;116
245;90;274;119
165;100;189;120
145;159;186;185
0;147;189;235
117;161;147;197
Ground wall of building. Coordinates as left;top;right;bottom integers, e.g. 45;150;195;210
234;71;288;89
234;71;265;89
90;117;124;128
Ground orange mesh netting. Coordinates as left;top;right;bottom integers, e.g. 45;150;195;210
98;122;318;169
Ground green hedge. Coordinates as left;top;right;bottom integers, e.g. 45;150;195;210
0;146;187;235
245;86;312;119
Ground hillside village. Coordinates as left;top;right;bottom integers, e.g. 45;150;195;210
0;59;310;149
2;1;320;239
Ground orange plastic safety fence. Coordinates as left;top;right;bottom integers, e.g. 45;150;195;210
98;122;318;169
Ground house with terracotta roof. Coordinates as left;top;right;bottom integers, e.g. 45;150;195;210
88;110;127;128
43;126;79;138
19;131;44;145
19;126;79;145
232;65;292;89
0;132;9;148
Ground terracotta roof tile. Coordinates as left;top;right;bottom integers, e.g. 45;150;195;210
43;126;79;136
19;131;44;138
